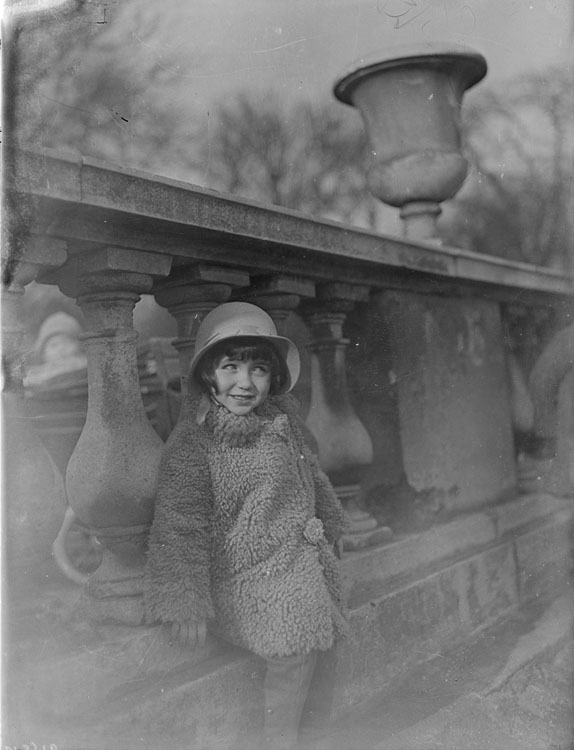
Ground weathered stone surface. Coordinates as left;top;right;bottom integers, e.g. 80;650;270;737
514;510;573;601
2;393;67;587
335;542;519;709
491;493;568;538
249;274;316;297
13;149;574;299
11;622;221;723
343;524;393;552
75;532;522;742
379;292;516;512
99;651;264;749
343;511;496;607
459;544;520;628
6;496;571;750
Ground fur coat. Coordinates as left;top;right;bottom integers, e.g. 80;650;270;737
143;394;348;659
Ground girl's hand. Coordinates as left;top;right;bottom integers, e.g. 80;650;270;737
170;619;207;648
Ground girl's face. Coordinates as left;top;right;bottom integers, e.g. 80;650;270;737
212;355;272;416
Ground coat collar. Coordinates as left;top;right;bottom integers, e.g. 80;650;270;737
200;394;299;447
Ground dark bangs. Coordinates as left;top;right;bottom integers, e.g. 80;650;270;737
220;340;276;364
194;336;288;396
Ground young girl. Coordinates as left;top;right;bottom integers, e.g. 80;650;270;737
144;302;347;750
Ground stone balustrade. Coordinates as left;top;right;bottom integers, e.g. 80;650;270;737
3;147;573;623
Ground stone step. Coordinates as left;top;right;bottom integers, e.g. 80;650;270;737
4;494;572;750
343;492;569;608
29;647;263;750
311;594;574;750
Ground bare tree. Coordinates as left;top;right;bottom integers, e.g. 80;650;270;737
7;0;191;175
195;91;378;227
441;66;573;271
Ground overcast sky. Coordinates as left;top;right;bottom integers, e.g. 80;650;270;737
147;0;572;112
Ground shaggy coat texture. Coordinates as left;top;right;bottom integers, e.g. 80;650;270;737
144;394;348;659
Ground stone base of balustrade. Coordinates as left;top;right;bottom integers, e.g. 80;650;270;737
516;453;573;497
74;572;147;625
4;492;572;750
70;527;150;625
72;590;146;627
338;485;393;551
343;524;393;551
516;454;554;494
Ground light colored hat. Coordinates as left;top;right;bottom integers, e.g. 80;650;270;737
189;302;300;393
34;312;82;356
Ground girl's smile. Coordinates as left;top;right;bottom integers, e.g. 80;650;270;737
212;356;271;415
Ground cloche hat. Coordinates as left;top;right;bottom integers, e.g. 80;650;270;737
189;302;300;393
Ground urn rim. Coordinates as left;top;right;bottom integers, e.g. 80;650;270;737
334;42;487;105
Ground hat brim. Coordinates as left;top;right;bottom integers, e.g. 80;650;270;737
189;332;300;394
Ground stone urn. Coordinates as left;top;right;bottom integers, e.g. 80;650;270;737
334;43;487;240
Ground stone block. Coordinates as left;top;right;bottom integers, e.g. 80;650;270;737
251;274;316;297
11;623;220;724
457;544;520;628
10;499;571;749
8;538;520;748
98;651;264;750
378;292;516;511
514;510;573;602
342;512;496;607
334;542;519;710
66;246;172;278
491;493;569;538
155;263;250;293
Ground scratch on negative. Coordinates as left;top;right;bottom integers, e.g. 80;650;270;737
454;33;513;52
152;62;284;80
251;38;312;54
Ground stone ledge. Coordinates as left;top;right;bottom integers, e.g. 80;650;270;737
514;509;573;601
12;148;574;300
335;541;520;710
8;618;220;724
342;493;567;609
16;538;521;749
485;594;573;695
343;511;496;608
370;595;574;750
5;495;571;750
81;650;264;750
489;493;570;538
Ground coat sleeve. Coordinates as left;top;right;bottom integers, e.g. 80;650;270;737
143;420;215;625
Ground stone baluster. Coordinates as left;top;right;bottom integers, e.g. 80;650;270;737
501;303;557;493
2;237;70;586
238;274;315;335
528;322;574;497
301;284;391;550
508;300;574;498
47;247;171;624
153;265;250;401
2;237;68;389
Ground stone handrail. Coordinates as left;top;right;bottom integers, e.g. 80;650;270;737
10;148;573;300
